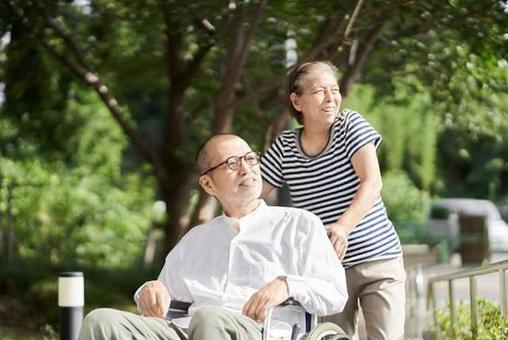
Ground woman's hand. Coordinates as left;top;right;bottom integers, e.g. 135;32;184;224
326;224;351;260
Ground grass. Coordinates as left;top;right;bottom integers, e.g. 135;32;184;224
0;325;41;340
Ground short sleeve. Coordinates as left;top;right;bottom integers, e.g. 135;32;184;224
344;110;382;160
260;135;286;188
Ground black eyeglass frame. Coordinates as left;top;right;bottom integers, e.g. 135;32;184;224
200;151;261;176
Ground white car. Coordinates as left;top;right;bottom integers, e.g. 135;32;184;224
427;198;508;252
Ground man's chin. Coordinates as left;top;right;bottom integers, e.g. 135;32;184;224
236;186;262;198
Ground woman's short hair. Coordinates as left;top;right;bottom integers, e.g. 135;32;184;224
286;61;338;124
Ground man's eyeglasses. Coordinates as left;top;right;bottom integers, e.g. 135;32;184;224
201;151;261;176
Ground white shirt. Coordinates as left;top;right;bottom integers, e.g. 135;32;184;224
135;201;347;325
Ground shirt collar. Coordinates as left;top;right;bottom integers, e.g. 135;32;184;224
221;200;267;231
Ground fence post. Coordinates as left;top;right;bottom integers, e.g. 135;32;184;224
58;272;84;340
469;276;478;337
501;269;507;317
448;280;455;329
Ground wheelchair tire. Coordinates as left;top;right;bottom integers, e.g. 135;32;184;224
303;322;350;340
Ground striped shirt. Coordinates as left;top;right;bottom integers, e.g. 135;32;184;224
261;109;401;268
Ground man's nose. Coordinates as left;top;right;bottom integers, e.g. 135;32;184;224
237;158;255;175
237;159;248;174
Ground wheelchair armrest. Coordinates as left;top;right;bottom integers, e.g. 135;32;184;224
166;300;192;320
278;298;302;307
263;298;316;340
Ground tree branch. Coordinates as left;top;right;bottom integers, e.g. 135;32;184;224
340;21;386;97
212;0;267;132
3;0;169;186
162;12;214;153
233;0;364;109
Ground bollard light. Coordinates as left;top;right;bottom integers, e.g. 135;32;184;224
58;272;84;340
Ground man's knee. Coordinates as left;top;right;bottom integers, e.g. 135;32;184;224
190;306;230;329
79;308;122;340
84;308;121;326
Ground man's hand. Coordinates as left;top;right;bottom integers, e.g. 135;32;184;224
242;277;289;323
138;280;171;318
326;224;350;260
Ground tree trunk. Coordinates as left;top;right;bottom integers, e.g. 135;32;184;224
162;168;193;252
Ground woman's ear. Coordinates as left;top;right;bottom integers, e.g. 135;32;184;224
199;175;215;197
290;92;301;112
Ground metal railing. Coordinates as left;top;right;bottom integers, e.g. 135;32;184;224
427;259;508;337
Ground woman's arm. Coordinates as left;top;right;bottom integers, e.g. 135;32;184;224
327;143;383;259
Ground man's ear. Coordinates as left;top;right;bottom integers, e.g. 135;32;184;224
199;175;215;197
290;92;301;112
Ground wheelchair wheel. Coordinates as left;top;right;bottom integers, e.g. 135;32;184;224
303;322;350;340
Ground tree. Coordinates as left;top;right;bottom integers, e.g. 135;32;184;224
2;0;507;253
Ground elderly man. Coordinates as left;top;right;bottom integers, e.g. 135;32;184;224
79;134;347;340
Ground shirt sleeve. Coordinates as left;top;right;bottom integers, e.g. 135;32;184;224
133;232;193;311
285;212;348;316
260;135;286;188
344;110;382;160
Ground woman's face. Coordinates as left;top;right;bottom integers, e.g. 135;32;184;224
291;67;342;127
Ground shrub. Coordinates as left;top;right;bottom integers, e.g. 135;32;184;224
434;298;508;339
382;171;430;242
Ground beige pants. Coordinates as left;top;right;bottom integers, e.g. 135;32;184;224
79;306;262;340
326;257;406;340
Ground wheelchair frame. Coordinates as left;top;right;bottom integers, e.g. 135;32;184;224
167;299;350;340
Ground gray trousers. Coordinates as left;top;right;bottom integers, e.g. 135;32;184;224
79;306;262;340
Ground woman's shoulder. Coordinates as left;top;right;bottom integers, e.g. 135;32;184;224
273;127;299;146
281;127;300;138
339;108;363;121
335;109;369;130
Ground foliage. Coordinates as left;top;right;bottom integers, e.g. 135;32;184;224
434;298;508;339
0;87;155;268
344;83;438;193
435;98;508;201
0;258;158;335
381;170;430;242
0;0;507;336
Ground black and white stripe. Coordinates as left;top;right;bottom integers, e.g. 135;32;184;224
261;109;401;268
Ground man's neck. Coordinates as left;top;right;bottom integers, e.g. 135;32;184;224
223;199;262;219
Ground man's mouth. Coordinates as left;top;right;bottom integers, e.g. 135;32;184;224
239;178;256;186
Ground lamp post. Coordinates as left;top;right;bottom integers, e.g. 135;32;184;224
58;272;84;340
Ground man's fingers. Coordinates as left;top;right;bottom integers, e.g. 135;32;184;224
139;282;169;318
141;298;158;317
244;293;268;322
243;278;289;322
242;296;255;318
139;291;155;316
255;301;269;322
247;295;263;320
155;290;169;317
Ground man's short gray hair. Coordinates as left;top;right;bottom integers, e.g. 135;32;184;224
196;133;238;175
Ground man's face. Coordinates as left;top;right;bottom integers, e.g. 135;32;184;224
199;136;262;206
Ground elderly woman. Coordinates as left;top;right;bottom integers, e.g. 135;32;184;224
260;61;405;339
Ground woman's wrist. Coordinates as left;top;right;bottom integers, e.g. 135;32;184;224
334;220;355;235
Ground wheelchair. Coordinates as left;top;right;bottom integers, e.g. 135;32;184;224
168;299;351;340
